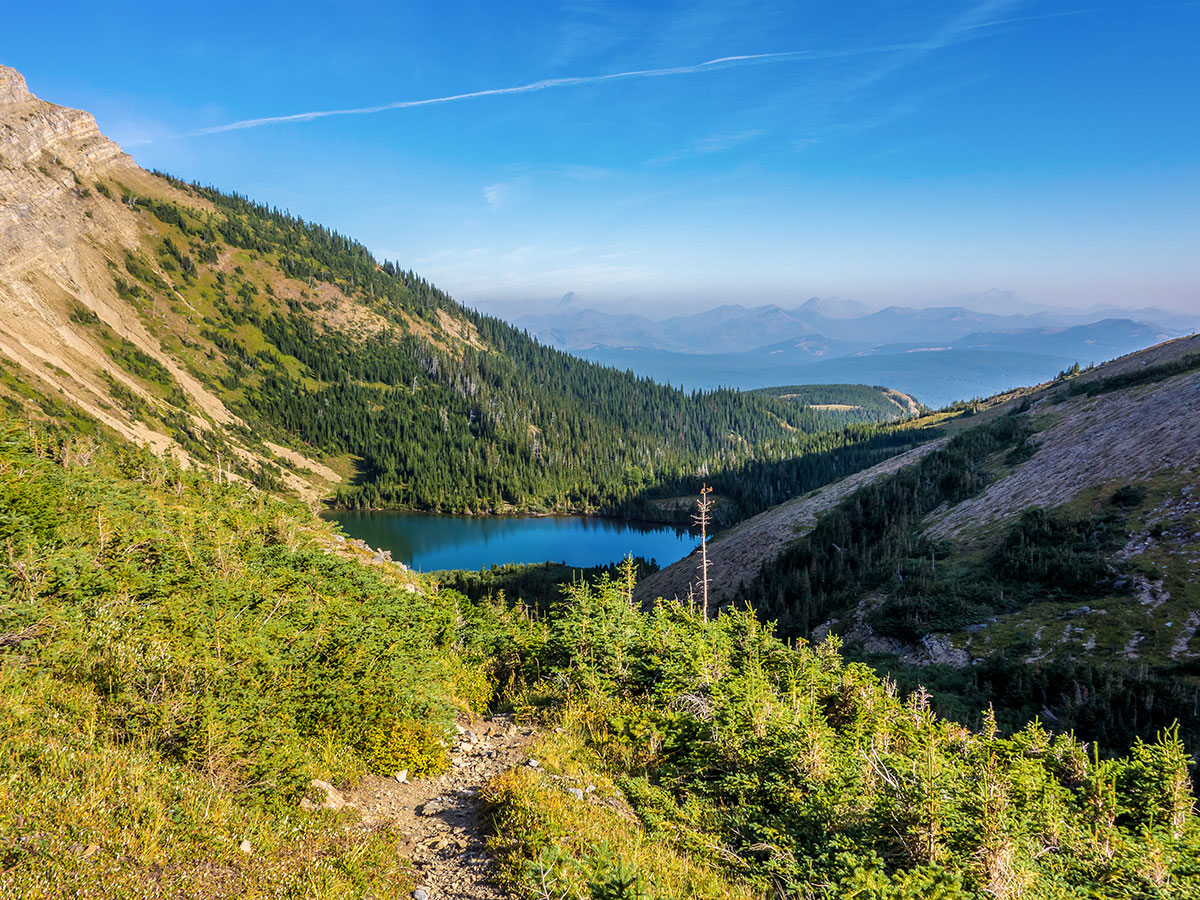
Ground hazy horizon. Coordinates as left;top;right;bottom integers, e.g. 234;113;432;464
4;1;1197;318
468;288;1198;322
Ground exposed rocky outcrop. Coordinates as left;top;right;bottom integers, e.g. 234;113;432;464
0;65;134;268
0;66;338;499
925;335;1200;540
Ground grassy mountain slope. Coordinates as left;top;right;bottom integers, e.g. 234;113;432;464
0;412;509;898
715;335;1200;752
490;578;1200;900
633;414;954;609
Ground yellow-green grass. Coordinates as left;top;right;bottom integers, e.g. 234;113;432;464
485;731;758;900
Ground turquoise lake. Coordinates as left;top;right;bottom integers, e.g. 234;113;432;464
330;511;700;572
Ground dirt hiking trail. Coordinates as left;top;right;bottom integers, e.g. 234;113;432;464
346;714;533;900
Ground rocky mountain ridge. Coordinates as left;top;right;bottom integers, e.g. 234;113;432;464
0;66;509;503
0;65;330;488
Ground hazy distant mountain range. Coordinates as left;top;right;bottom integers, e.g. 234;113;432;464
509;296;1198;406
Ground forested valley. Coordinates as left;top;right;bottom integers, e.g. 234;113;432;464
107;176;930;523
3;411;1196;900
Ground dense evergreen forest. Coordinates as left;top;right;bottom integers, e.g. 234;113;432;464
114;174;928;522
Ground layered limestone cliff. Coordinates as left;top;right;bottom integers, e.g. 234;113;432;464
0;65;134;268
0;66;336;498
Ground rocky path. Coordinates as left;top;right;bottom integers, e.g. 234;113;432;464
345;715;533;900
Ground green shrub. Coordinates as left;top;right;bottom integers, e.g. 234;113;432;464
492;575;1200;899
360;718;448;777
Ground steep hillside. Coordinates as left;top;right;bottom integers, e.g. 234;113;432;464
686;335;1200;751
633;427;950;609
0;65;914;520
0;66;338;500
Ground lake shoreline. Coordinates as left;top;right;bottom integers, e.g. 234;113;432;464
327;509;700;574
319;499;695;529
320;507;695;533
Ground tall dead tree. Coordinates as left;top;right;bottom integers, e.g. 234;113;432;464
693;484;713;620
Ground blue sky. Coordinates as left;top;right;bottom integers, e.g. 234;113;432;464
4;1;1198;314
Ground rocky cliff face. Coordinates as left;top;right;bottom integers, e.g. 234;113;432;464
0;65;134;268
0;66;337;498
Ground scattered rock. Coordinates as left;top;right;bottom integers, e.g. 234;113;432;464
418;796;454;817
567;787;584;801
413;889;429;900
1124;632;1145;659
526;759;540;769
837;594;971;667
309;779;352;811
239;839;253;855
395;769;409;784
1171;611;1200;659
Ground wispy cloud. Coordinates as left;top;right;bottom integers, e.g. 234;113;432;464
183;43;948;139
648;128;767;165
844;0;1025;96
739;1;1040;149
482;175;532;211
694;129;766;154
482;183;506;211
966;7;1101;32
483;182;513;210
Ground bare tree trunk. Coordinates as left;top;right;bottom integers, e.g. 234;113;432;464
693;484;713;620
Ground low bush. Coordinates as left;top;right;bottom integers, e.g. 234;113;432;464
486;575;1200;899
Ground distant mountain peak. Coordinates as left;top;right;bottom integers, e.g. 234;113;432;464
940;289;1052;316
796;296;873;319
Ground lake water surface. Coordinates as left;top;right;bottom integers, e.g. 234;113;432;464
330;510;700;572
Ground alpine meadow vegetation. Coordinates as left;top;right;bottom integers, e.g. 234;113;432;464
486;574;1200;900
0;411;525;898
2;408;1196;899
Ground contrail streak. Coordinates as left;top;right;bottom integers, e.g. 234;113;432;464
186;44;916;137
